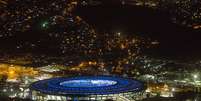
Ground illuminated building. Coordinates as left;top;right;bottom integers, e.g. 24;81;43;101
30;76;145;101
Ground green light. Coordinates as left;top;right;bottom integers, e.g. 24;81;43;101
42;22;49;28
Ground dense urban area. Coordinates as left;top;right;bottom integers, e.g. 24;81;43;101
0;0;201;101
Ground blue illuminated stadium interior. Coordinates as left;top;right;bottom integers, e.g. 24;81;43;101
60;79;117;87
31;76;144;95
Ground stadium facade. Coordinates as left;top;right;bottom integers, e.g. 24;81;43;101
30;76;145;101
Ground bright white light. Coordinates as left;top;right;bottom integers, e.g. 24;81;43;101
3;89;7;92
10;88;13;92
117;32;121;36
172;88;175;92
194;74;198;79
60;79;117;87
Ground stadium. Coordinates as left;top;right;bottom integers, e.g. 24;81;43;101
30;76;145;101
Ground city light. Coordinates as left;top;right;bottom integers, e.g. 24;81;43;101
42;21;49;28
0;0;201;101
117;32;121;36
193;74;198;79
172;88;175;92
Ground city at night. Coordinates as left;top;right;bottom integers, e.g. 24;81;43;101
0;0;201;101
